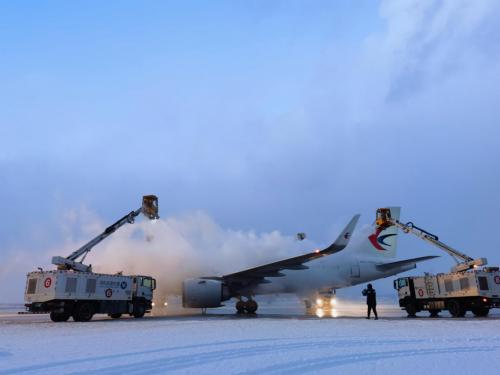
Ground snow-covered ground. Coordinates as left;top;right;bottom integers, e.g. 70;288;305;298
1;299;500;375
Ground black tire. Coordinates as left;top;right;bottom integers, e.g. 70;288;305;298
235;300;246;314
245;300;258;314
133;304;145;318
447;300;465;318
50;311;70;322
405;302;417;317
109;313;122;319
471;307;489;317
73;303;95;322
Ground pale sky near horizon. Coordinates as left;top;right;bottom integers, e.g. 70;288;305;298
1;1;500;301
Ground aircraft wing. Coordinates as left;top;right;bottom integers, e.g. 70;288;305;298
214;215;360;292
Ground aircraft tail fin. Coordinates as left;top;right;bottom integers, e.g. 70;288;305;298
356;207;400;258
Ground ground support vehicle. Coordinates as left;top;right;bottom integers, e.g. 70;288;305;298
23;195;159;322
375;207;500;318
394;269;500;317
304;289;337;317
25;271;156;321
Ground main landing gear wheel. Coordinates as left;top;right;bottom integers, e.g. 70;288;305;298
50;311;70;322
236;300;246;314
245;300;258;314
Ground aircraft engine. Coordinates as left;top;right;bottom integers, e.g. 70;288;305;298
182;278;229;308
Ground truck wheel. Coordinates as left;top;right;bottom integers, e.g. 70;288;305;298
73;303;95;322
50;312;70;322
133;304;145;318
429;310;440;318
471;307;489;317
405;302;417;318
109;313;122;319
447;300;465;318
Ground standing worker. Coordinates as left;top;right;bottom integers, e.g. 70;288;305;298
362;283;378;320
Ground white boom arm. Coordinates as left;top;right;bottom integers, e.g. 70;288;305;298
52;195;159;272
376;208;487;273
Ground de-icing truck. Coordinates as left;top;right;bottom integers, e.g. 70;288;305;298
394;269;500;317
24;196;159;322
375;208;500;318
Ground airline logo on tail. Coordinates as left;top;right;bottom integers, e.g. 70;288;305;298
368;227;396;251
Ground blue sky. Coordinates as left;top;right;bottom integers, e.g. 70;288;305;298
1;1;500;301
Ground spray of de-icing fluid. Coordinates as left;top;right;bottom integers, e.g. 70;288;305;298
91;211;312;300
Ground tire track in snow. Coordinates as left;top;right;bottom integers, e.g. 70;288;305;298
4;336;499;374
65;338;426;375
239;345;500;374
0;339;274;375
0;338;421;374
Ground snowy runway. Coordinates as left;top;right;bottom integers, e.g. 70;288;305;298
2;304;500;375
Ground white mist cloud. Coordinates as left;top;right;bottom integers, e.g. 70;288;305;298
0;208;317;303
78;211;317;299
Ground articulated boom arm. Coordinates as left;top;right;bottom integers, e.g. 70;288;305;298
376;208;487;273
52;195;159;272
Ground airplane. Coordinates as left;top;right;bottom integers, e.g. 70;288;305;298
182;207;438;314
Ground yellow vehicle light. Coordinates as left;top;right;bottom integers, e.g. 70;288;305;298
316;308;325;318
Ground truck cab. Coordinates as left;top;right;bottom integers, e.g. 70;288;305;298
393;277;412;300
133;276;156;301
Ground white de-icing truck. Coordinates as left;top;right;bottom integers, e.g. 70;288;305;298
24;195;159;322
375;208;500;318
394;269;500;317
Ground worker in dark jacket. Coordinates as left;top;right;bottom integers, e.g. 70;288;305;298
362;283;378;319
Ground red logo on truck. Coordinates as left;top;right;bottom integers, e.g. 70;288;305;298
495;276;500;284
105;288;113;298
418;289;424;297
44;278;52;288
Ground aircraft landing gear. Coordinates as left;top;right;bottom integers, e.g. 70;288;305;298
236;300;246;314
245;299;258;314
235;298;258;314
